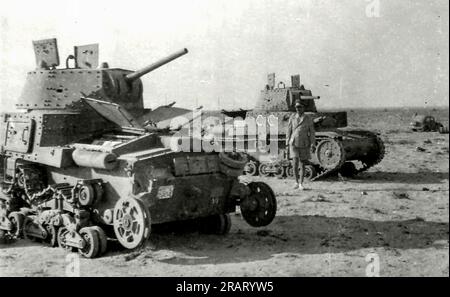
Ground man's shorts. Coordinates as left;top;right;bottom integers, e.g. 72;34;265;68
290;146;311;161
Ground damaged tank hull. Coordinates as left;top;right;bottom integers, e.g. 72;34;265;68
0;38;277;257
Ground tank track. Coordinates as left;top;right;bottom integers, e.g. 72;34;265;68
243;133;385;181
355;134;385;174
0;164;110;258
309;158;345;181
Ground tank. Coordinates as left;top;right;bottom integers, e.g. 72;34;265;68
212;73;385;181
0;38;277;256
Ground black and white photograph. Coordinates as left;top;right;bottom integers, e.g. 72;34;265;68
0;0;448;283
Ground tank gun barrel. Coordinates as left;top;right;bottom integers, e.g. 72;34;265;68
125;48;188;82
300;95;320;100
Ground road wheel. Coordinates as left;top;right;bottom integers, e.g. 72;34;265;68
304;165;317;181
258;163;271;177
244;161;258;176
78;227;100;258
89;226;108;256
274;164;285;179
8;212;25;238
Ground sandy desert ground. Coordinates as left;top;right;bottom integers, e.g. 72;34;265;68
0;107;448;277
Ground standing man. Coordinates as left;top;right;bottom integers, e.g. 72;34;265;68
286;100;316;190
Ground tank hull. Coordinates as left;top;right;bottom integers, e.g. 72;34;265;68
213;118;385;180
14;153;236;225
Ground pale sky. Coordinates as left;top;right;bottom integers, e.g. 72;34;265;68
0;0;448;111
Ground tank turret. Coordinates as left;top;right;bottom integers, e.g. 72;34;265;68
253;73;346;130
257;73;319;112
17;39;188;119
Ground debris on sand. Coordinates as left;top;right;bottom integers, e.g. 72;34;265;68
396;139;416;145
361;242;371;248
316;194;332;202
416;146;427;152
320;238;330;247
423;139;432;144
392;192;411;200
422;187;430;191
386;247;402;256
373;208;386;214
361;191;368;195
124;250;142;262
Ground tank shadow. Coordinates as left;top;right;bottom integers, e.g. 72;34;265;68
279;170;448;184
351;171;449;184
1;215;448;265
141;215;448;266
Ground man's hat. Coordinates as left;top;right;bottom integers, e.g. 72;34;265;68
294;100;303;107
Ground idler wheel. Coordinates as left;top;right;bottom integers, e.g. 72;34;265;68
89;226;108;256
78;227;100;258
315;139;345;170
8;212;25;238
113;197;151;249
240;182;277;227
199;214;231;235
244;161;258;176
